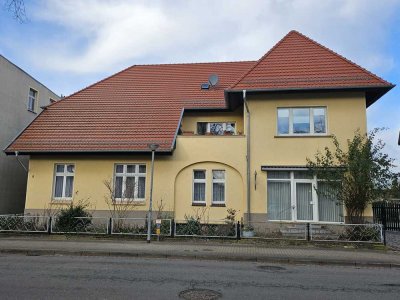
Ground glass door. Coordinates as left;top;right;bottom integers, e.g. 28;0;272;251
295;182;314;221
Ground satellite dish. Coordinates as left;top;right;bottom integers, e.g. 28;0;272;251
208;74;219;87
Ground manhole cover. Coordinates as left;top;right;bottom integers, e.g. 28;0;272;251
257;265;286;271
179;288;222;300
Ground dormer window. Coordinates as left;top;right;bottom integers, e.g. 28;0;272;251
197;122;236;135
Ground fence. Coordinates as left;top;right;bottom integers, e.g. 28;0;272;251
111;218;172;236
373;201;400;231
240;221;307;240
0;215;49;233
51;216;109;235
0;214;384;243
174;220;237;238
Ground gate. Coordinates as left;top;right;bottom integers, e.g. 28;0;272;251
372;201;400;231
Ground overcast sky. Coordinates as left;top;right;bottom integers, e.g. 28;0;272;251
1;0;399;166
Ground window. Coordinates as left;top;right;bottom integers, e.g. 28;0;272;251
53;164;75;199
197;122;236;135
193;170;206;203
28;88;37;112
212;170;225;203
277;107;327;135
267;170;343;222
114;164;146;200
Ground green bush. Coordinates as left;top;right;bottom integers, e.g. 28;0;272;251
55;204;92;233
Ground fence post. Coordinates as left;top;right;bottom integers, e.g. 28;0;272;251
108;218;112;235
48;216;52;235
381;205;387;245
171;219;175;238
236;221;241;240
306;223;311;241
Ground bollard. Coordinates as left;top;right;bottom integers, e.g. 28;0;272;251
236;221;241;240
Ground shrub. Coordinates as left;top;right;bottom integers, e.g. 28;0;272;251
55;204;92;233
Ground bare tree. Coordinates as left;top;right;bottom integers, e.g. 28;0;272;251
103;178;140;231
4;0;27;23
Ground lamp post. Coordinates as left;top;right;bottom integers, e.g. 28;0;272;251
147;143;159;243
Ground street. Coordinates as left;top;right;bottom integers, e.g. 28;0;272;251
0;254;399;299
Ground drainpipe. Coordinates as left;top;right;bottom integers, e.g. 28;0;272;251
15;151;28;172
243;90;251;224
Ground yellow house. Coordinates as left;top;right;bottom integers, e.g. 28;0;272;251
5;31;394;224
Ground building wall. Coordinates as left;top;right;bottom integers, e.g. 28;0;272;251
246;91;367;221
0;55;59;214
24;91;371;221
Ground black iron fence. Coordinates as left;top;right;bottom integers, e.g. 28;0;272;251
373;201;400;231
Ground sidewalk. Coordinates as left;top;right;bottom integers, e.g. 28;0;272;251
1;235;400;268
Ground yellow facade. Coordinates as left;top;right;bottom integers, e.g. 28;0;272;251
25;91;370;222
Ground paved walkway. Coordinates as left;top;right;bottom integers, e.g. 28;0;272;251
1;236;400;268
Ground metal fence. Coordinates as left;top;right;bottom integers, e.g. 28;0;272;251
310;223;383;243
174;220;237;238
0;215;49;233
111;218;172;236
51;216;109;235
373;201;400;231
241;221;308;240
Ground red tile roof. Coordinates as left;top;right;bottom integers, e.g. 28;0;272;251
5;30;393;154
6;61;254;153
230;30;393;91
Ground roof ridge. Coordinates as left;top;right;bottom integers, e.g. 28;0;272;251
133;60;256;67
290;30;394;86
229;31;295;89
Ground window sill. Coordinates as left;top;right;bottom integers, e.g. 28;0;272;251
192;202;206;206
211;203;226;207
113;201;146;206
274;134;332;138
50;199;72;205
27;109;37;114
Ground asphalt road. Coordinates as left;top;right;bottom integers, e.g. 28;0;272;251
0;254;399;299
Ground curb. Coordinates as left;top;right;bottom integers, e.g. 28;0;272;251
1;248;400;269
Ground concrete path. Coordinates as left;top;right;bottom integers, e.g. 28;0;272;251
1;236;400;268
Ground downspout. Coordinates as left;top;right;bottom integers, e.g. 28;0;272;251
243;90;251;224
15;151;28;172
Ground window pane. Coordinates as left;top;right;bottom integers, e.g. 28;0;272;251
277;109;289;134
28;98;34;111
65;176;74;198
267;171;290;179
313;108;326;133
213;183;225;202
125;177;135;198
225;123;235;134
197;122;207;135
293;108;310;134
138;165;146;173
267;181;291;220
127;165;135;173
115;165;124;173
54;176;64;197
114;177;123;198
296;183;313;220
293;171;313;179
209;123;224;135
317;182;343;222
212;170;225;180
138;177;146;198
194;170;206;180
193;182;205;202
66;165;74;173
56;165;64;173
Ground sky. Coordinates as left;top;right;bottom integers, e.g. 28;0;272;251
0;0;399;167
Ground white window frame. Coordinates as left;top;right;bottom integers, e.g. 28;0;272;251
114;164;146;201
277;107;327;136
192;170;206;204
211;170;226;204
53;164;75;200
267;170;343;223
28;88;38;113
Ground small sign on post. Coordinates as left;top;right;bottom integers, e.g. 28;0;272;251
156;219;162;241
